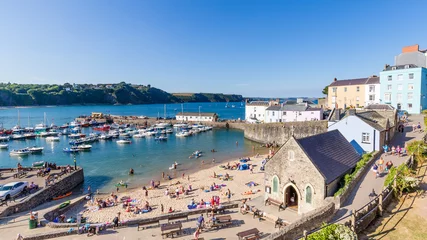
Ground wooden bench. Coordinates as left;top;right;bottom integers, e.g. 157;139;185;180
161;222;182;239
210;221;233;229
265;197;285;211
206;207;225;217
237;228;260;240
137;219;160;231
13;171;27;179
167;214;188;223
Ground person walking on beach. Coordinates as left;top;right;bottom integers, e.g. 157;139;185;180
161;204;164;213
162;172;165;179
193;227;201;240
113;212;121;229
145;189;148;197
182;173;185;179
227;188;231;202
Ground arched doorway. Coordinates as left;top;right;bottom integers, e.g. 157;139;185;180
284;185;298;210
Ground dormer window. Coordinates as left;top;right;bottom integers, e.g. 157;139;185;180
404;65;410;69
392;66;397;70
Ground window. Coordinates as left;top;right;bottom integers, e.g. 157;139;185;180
369;85;375;92
311;112;314;114
332;87;337;93
254;107;256;112
397;84;403;90
408;92;413;100
397;93;402;102
369;95;375;101
362;132;370;143
387;84;392;90
356;96;360;102
288;150;295;161
356;86;360;92
384;93;391;102
272;176;279;194
306;186;312;204
332;96;336;104
344;87;347;92
272;111;275;116
298;112;302;115
408;83;414;90
392;66;397;70
397;74;403;81
408;103;413;110
405;65;410;69
409;73;414;79
388;75;392;81
283;112;287;115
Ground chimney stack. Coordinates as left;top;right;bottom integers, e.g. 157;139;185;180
384;64;389;70
334;78;337;82
349;109;356;116
334;108;341;121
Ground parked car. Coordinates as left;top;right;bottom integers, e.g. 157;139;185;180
0;181;28;201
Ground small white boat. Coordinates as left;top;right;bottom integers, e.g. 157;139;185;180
117;139;132;144
0;143;8;149
155;135;168;141
0;136;10;141
28;146;44;153
46;136;60;142
24;133;36;139
11;134;26;140
133;134;145;138
39;132;51;137
78;144;92;150
119;132;131;137
166;129;173;134
10;149;31;156
63;147;79;153
99;134;112;140
176;131;190;137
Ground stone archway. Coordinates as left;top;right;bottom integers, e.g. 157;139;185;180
283;182;301;212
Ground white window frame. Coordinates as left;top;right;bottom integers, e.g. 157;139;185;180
397;74;403;81
387;75;392;81
408;83;414;90
362;132;370;143
397;93;402;102
397;84;403;90
387;84;392;90
384;93;391;102
344;87;347;92
408;103;413;110
409;73;414;79
356;86;360;92
369;85;375;92
408;92;413;100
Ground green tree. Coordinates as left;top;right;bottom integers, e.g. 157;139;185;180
322;85;329;95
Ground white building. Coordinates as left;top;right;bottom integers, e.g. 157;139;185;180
265;104;323;123
176;112;218;122
245;100;279;122
364;76;381;106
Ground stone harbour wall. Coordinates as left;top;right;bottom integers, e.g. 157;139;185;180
236;121;328;145
0;169;84;218
265;202;335;240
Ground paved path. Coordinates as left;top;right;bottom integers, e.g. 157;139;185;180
333;114;425;222
0;194;85;240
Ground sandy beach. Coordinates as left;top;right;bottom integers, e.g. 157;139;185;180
78;153;268;223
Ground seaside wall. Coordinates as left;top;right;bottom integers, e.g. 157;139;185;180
0;168;84;218
234;121;328;145
265;202;335;240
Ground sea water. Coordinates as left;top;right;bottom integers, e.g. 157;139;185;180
0;102;256;191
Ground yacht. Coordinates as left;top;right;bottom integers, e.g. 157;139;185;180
10;148;31;156
27;146;44;153
46;136;60;142
0;143;8;149
78;144;92;151
11;134;26;140
133;134;145;138
155;135;168;141
0;136;10;141
24;133;37;139
166;128;174;134
99;134;112;140
117;139;132;144
63;147;79;153
175;131;190;137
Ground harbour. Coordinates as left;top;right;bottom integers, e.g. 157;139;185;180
0;102;257;192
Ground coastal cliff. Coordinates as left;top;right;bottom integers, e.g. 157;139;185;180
0;82;243;106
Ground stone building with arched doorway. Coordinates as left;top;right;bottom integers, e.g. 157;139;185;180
264;130;361;214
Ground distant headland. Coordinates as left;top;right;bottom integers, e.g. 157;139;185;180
0;82;243;106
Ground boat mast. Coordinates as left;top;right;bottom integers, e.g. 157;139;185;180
164;104;166;120
17;110;20;128
28;114;30;128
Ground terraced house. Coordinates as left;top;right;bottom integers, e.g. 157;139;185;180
328;76;380;109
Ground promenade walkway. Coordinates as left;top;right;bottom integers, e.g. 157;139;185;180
333;114;425;222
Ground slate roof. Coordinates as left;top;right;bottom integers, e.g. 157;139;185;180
329;78;369;87
296;130;360;184
246;101;269;106
329;76;379;87
384;64;419;71
357;116;385;131
265;105;282;111
365;104;395;110
282;104;309;111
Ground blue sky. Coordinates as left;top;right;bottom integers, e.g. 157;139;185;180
0;0;426;97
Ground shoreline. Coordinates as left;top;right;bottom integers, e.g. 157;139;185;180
74;151;270;223
96;144;269;193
